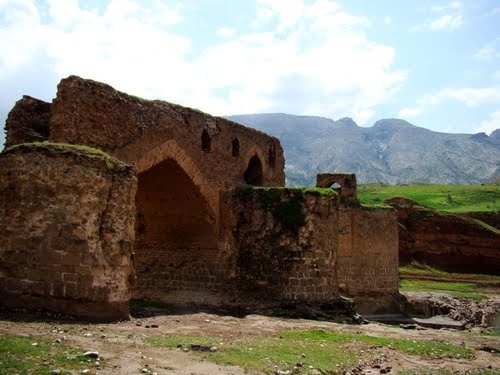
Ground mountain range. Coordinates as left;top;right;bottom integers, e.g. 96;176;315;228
226;114;500;186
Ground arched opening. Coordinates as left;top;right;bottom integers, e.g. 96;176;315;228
244;155;263;186
329;182;342;189
231;138;240;158
268;144;276;168
134;158;220;302
201;129;211;152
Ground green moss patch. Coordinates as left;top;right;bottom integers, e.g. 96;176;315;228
3;141;121;171
236;186;337;232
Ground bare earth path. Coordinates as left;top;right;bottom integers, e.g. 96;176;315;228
1;307;499;374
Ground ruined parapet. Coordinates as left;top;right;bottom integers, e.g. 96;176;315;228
316;173;357;202
49;75;285;188
0;143;137;320
4;96;51;148
224;187;340;303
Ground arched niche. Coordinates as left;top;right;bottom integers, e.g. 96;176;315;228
231;138;240;158
201;129;211;152
244;154;263;186
134;158;220;301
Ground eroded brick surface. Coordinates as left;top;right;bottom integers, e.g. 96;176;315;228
0;146;136;320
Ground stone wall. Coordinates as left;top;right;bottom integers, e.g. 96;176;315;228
4;96;51;148
49;76;285;191
316;173;357;202
0;144;137;320
225;187;340;303
336;206;400;314
3;76;286;241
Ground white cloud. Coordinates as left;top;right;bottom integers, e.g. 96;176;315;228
216;27;235;38
401;86;500;125
473;41;500;61
0;0;406;126
398;107;423;118
476;110;500;135
417;87;500;107
383;16;392;25
413;1;464;31
428;14;463;30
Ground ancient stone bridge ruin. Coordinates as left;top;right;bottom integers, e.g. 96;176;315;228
0;76;399;320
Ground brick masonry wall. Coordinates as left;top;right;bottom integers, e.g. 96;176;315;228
336;206;399;314
133;158;237;304
4;95;51;148
19;75;286;237
49;76;285;190
0;145;137;320
225;188;340;303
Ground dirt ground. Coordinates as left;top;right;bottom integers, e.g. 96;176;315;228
0;304;499;375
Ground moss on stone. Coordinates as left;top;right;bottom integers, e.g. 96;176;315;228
236;186;336;233
3;141;121;171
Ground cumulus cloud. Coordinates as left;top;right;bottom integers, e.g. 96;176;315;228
400;86;500;126
0;0;406;126
476;110;500;135
398;106;423;118
413;1;464;31
417;87;500;107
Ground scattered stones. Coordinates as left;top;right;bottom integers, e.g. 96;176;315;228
402;292;500;328
83;351;99;358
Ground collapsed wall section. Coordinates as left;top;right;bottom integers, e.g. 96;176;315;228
4;96;51;148
224;187;340;303
0;144;137;320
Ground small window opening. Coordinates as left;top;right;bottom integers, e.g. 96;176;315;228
202;129;211;152
231;138;240;157
330;182;341;189
244;155;263;186
268;144;276;168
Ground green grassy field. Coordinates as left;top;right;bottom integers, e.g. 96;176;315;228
0;335;89;374
399;262;500;301
148;329;473;374
357;183;500;212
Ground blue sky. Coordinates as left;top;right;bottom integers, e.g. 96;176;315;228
1;0;499;147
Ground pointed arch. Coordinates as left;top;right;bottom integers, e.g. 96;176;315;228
244;154;264;186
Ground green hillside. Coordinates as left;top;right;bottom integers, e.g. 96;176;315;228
358;183;500;212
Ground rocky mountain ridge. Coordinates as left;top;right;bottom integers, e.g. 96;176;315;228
227;113;500;186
